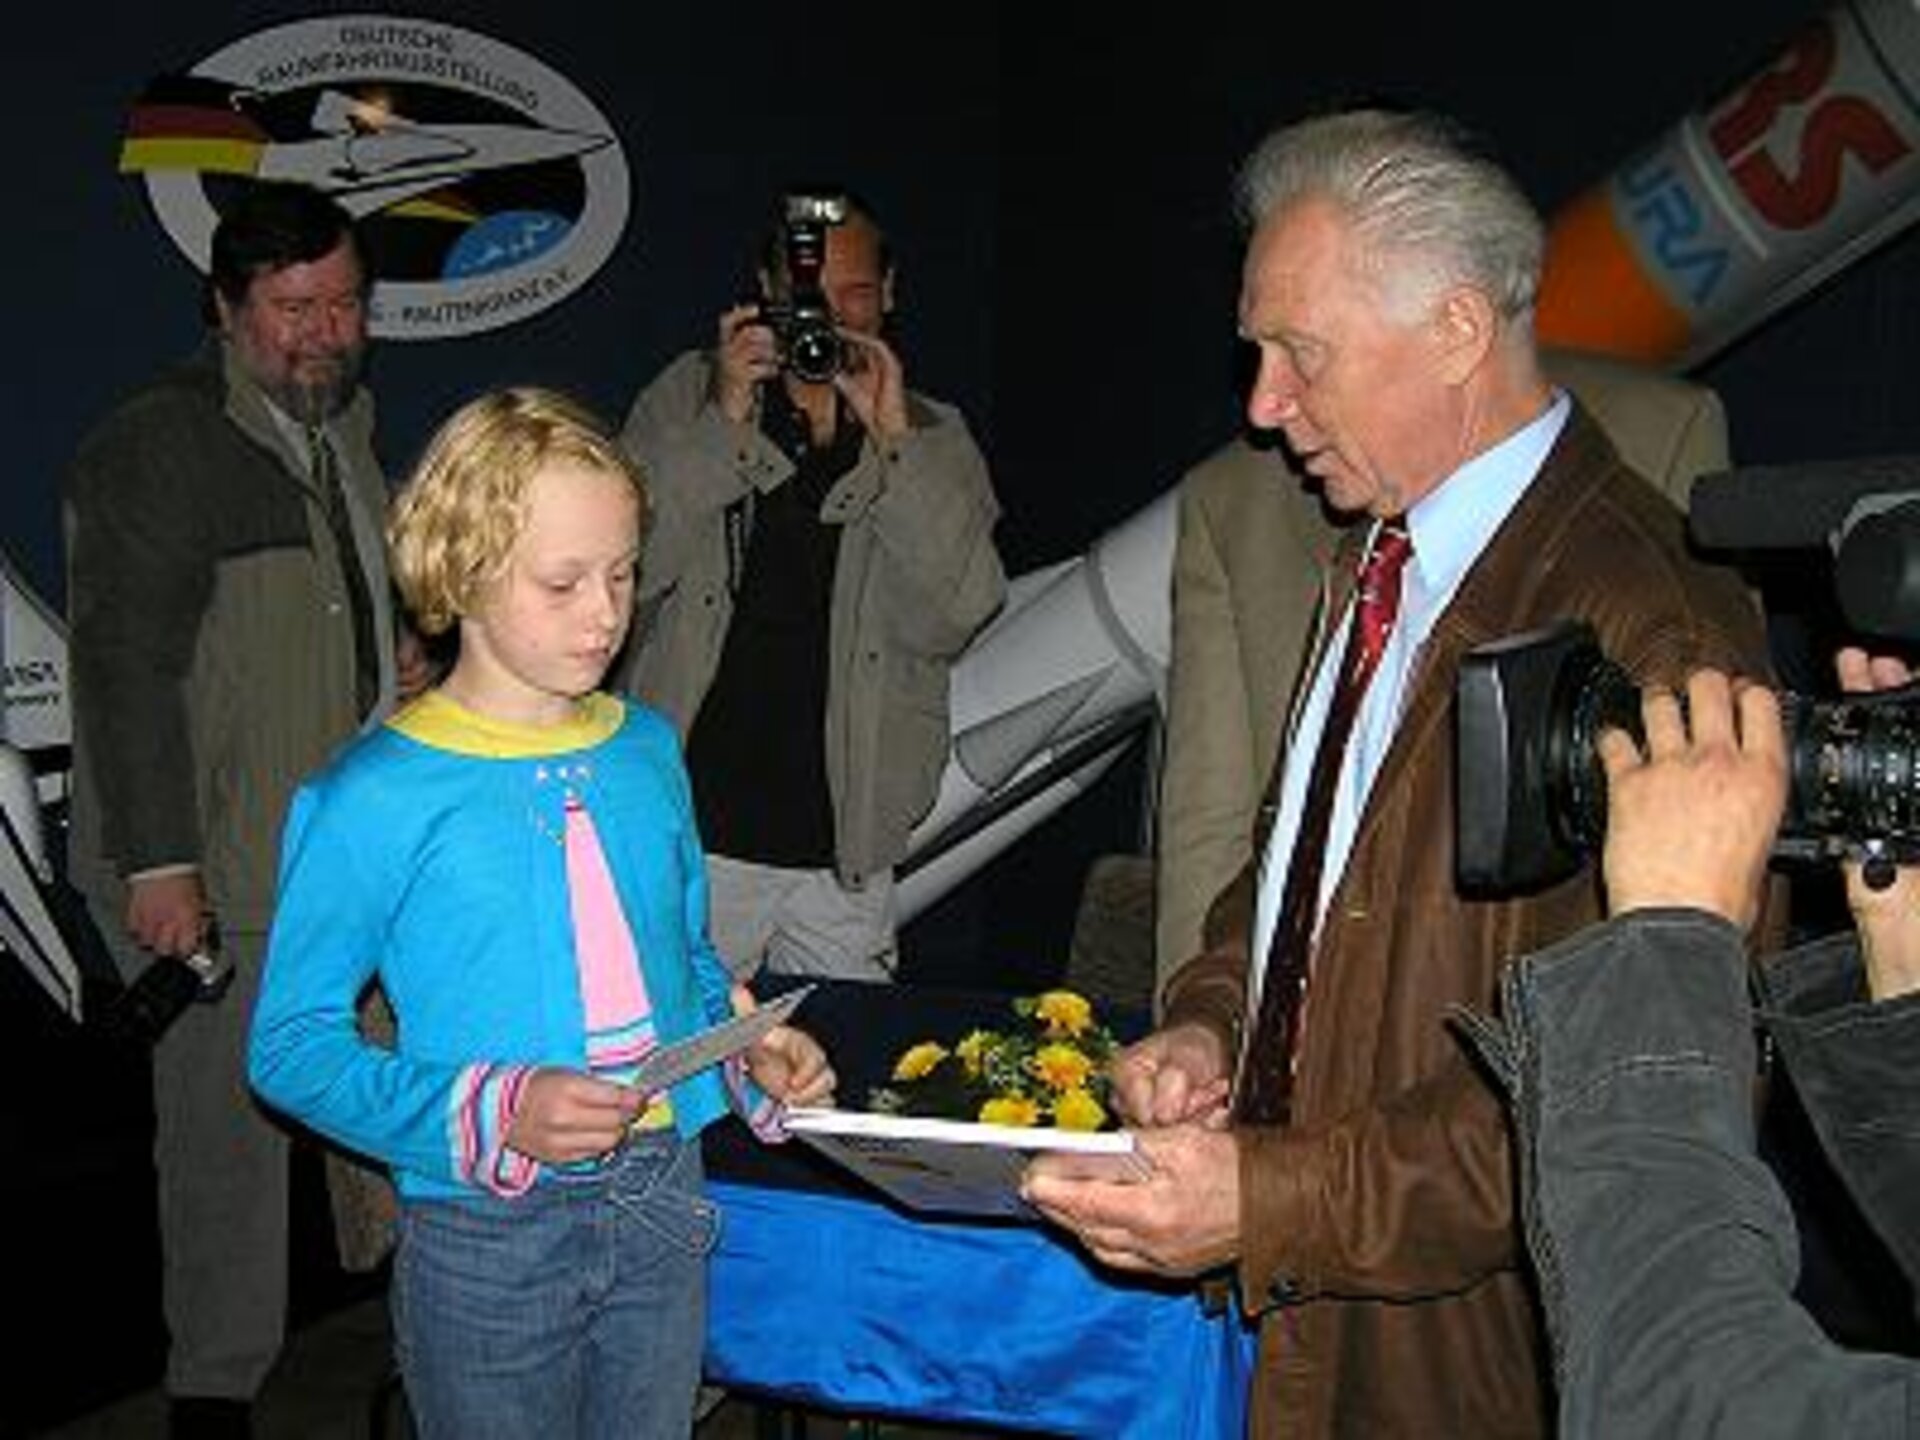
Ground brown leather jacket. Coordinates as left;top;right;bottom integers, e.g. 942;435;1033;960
1163;405;1773;1438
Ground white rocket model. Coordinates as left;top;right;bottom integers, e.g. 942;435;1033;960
0;737;75;1018
1;552;78;1017
2;548;68;795
897;491;1174;921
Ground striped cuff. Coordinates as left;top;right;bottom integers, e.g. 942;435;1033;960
453;1062;541;1196
724;1054;787;1142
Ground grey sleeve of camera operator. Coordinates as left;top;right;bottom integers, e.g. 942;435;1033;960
1756;934;1920;1303
1469;912;1920;1439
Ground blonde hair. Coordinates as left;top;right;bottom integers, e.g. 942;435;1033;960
388;387;646;636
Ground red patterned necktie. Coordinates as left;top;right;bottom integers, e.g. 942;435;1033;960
1234;520;1412;1125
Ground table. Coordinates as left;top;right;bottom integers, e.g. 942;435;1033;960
701;980;1258;1438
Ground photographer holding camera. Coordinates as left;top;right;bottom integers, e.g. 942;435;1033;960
615;190;1004;982
1469;657;1920;1437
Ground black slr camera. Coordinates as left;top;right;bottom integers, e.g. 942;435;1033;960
759;191;849;384
1455;463;1920;896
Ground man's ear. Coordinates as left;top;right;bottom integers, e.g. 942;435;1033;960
882;266;897;317
213;290;236;337
1430;285;1495;385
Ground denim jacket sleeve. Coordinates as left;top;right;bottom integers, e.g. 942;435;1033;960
1459;909;1918;1439
1757;933;1920;1308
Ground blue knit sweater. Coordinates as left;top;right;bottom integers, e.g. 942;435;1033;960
250;690;754;1201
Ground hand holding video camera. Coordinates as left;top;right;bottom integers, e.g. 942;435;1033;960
1458;460;1920;902
1596;669;1787;932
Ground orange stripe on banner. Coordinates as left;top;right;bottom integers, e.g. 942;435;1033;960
1537;186;1692;366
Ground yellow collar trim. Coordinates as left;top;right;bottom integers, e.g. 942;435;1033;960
390;689;625;758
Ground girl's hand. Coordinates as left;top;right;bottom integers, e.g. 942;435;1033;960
746;1024;837;1106
505;1068;640;1163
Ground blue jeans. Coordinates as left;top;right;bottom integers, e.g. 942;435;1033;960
392;1131;718;1439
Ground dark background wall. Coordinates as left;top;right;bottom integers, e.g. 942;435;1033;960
7;1;1918;1427
13;0;1917;978
16;1;1917;604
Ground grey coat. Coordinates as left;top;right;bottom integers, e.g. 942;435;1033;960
615;350;1005;885
1468;910;1920;1438
65;338;393;934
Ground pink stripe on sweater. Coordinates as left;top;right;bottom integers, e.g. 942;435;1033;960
563;795;656;1077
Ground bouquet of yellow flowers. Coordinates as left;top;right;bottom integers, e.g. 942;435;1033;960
870;989;1123;1132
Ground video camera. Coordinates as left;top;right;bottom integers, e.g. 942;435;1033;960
1456;459;1920;895
758;190;849;384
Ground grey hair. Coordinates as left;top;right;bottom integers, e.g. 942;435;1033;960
1236;109;1543;324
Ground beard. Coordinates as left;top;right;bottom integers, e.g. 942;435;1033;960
263;342;368;426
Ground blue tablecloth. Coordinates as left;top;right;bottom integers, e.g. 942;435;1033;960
705;1177;1257;1437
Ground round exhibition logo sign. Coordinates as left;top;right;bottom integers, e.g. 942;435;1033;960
121;16;630;340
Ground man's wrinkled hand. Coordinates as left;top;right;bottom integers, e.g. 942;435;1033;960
1598;668;1785;930
126;871;211;958
1024;1123;1239;1277
1109;1022;1232;1128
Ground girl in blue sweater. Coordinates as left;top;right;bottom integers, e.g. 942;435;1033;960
250;387;834;1438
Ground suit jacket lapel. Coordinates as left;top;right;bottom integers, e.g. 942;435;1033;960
1344;405;1615;866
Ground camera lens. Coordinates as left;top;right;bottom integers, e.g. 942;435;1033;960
1571;680;1920;865
786;319;842;384
1785;691;1920;856
1560;668;1920;868
1553;651;1639;856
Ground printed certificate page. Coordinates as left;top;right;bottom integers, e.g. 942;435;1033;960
783;1106;1148;1220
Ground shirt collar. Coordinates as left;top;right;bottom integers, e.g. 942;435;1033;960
1400;389;1570;610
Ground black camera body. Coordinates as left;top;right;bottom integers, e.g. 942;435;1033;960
759;191;849;384
1455;462;1920;896
1455;619;1920;895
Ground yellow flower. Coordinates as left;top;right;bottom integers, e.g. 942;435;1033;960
892;1041;950;1082
954;1029;994;1078
1030;1041;1095;1092
1033;989;1093;1038
1052;1088;1107;1132
979;1094;1041;1127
